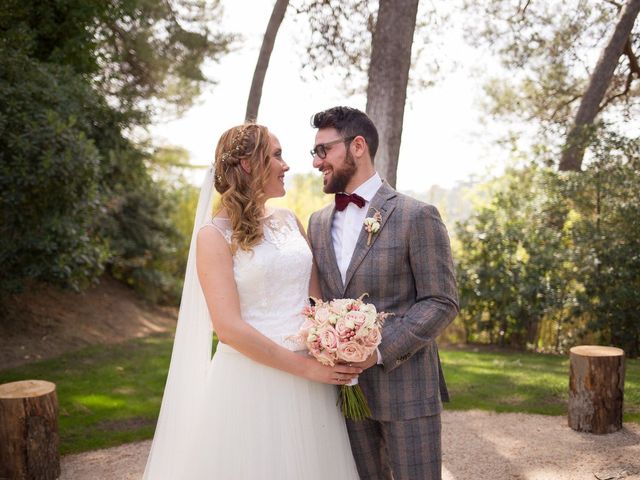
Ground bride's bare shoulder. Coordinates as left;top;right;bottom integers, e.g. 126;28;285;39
197;222;231;255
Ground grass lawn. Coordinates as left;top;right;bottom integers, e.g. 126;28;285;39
0;334;178;454
441;347;640;423
1;338;638;455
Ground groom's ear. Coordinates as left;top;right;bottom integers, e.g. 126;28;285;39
351;136;367;159
240;158;251;174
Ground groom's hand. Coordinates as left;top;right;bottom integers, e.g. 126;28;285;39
345;351;378;370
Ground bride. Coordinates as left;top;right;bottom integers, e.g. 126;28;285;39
143;123;360;479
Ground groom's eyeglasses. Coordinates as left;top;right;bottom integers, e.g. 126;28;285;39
310;136;356;159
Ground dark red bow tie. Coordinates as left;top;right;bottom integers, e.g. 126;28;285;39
335;192;366;211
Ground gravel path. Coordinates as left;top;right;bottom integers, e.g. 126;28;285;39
61;409;640;480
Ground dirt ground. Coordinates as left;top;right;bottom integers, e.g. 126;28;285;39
0;276;177;369
60;409;640;480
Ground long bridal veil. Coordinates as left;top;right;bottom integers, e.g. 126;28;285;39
142;168;215;479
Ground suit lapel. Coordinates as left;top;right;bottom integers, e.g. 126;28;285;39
343;182;397;293
320;205;344;295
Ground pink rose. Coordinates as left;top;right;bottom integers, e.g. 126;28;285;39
337;341;367;363
314;306;331;325
335;317;355;341
314;347;336;366
346;310;366;327
361;327;381;349
318;325;339;352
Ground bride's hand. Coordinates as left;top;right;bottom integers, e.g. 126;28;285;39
305;360;363;385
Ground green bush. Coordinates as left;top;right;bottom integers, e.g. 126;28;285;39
0;0;232;306
455;131;640;357
0;48;107;292
563;133;640;357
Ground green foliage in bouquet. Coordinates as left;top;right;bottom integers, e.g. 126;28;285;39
340;383;372;421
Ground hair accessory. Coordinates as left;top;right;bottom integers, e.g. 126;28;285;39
221;128;245;163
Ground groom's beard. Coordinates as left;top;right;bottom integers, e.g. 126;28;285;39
324;150;357;194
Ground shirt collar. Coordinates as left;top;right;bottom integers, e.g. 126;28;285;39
352;172;383;203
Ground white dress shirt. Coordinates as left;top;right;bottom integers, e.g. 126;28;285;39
331;172;383;285
331;172;384;365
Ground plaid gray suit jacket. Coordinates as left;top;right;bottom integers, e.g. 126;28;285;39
308;182;459;421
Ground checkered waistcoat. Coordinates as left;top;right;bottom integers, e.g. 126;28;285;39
308;182;459;421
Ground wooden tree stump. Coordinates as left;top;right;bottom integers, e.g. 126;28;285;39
568;345;625;434
0;380;60;480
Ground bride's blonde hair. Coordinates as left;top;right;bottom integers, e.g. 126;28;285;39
213;123;272;252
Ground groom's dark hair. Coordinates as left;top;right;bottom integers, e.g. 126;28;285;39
311;106;379;161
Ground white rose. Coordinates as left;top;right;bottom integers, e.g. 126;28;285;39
331;299;351;315
363;218;380;232
358;304;377;326
361;303;377;315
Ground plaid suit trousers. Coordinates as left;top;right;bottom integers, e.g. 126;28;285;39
346;414;442;480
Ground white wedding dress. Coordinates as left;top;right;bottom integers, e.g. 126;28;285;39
178;207;358;479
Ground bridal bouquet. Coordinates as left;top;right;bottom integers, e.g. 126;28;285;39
297;294;390;420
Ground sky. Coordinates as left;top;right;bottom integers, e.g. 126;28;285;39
150;1;507;193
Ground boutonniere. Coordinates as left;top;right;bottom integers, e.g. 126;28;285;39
363;209;383;246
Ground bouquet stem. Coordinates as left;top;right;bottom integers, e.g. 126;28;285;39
340;385;372;421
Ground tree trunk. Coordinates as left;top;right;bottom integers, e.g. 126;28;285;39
0;380;60;479
245;0;289;122
568;345;625;434
559;0;640;171
365;0;420;188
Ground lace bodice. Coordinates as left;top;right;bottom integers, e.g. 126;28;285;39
203;208;311;350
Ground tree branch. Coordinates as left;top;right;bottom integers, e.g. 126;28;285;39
624;37;640;75
559;0;640;172
550;94;583;121
600;73;633;110
516;0;532;20
604;0;623;10
599;39;639;110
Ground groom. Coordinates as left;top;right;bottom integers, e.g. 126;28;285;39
307;106;459;480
